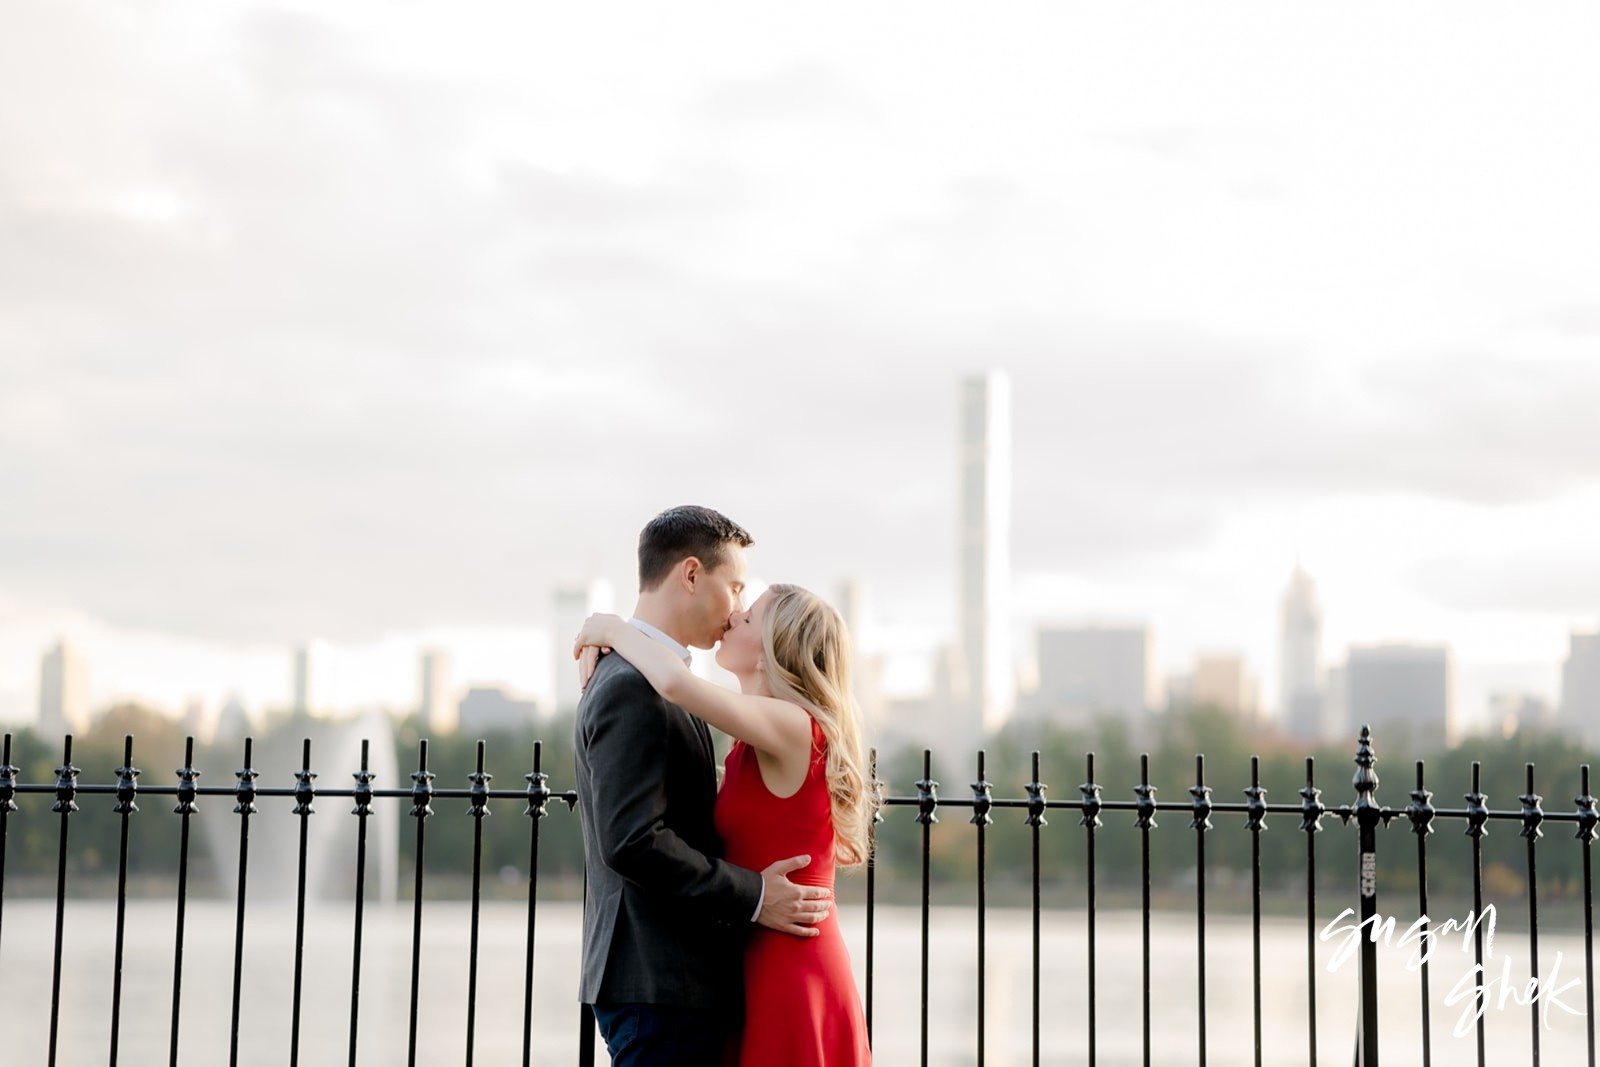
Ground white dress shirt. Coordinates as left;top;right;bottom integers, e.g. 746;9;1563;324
628;617;692;664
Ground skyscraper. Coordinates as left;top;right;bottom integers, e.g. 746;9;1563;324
292;645;312;716
1561;629;1600;746
38;639;88;737
1026;624;1155;724
1279;567;1324;740
836;579;885;728
554;579;615;714
959;371;1012;737
1192;653;1258;720
1346;643;1455;749
419;649;455;734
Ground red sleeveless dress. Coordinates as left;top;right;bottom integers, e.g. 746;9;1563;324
714;719;871;1066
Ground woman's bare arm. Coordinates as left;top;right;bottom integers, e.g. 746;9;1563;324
575;614;811;762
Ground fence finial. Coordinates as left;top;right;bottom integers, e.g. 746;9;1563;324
411;739;435;820
1576;765;1598;843
113;734;141;815
53;735;81;814
1189;754;1212;833
351;739;375;818
233;737;258;816
1025;751;1048;829
1404;760;1434;838
1243;755;1267;834
1519;763;1544;842
1079;752;1102;829
915;750;939;827
1464;761;1489;840
1134;754;1158;831
970;750;992;827
293;738;317;817
175;736;200;815
1;733;19;813
1299;757;1325;835
468;740;492;820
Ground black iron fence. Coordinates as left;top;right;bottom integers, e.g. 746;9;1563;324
1;725;1597;1066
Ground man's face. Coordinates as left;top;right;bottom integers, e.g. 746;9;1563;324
690;544;748;649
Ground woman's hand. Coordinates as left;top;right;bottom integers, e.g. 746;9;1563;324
573;613;625;691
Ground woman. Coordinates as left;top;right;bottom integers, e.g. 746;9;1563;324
574;583;873;1066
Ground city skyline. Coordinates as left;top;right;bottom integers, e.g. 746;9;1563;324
7;556;1594;743
3;4;1598;736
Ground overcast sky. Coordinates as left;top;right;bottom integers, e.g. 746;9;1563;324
2;2;1598;728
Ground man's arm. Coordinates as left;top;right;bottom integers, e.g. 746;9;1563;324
581;665;762;919
580;664;833;934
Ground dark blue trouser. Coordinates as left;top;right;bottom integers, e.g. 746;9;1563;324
591;1002;731;1067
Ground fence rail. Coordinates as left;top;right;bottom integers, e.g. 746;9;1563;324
1;726;1596;1066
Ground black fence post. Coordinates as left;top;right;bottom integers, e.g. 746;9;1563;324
914;749;939;1067
865;747;882;1043
1301;757;1326;1067
1080;752;1102;1067
523;740;550;1067
972;750;992;1067
0;734;16;991
407;739;435;1067
0;733;15;933
290;738;317;1067
1244;756;1268;1067
169;737;199;1067
1574;765;1598;1067
109;734;141;1067
1464;761;1490;1067
1135;753;1158;1067
1025;751;1047;1067
348;739;375;1067
49;734;81;1067
1351;725;1382;1067
1190;753;1212;1067
465;740;492;1067
1521;763;1545;1067
228;736;258;1067
1406;761;1435;1067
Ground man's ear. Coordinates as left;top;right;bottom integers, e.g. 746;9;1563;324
679;556;703;594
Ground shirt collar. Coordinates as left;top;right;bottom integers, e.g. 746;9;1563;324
629;617;692;665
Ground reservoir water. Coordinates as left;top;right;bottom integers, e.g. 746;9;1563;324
0;899;1589;1065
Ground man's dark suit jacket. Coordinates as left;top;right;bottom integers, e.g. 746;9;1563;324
574;650;763;1009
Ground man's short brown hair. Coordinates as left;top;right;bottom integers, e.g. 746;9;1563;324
638;506;754;592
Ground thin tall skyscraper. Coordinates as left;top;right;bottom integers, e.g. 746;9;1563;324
292;645;312;716
1279;566;1324;740
38;639;88;737
959;371;1012;736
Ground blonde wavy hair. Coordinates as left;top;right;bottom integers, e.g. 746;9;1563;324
759;583;871;867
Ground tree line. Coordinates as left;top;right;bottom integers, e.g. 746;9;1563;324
3;703;1596;921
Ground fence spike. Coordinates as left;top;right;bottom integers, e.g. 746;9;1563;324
1575;764;1599;843
1520;763;1545;842
53;735;81;814
970;750;992;827
1405;760;1434;838
1190;754;1212;833
1299;757;1325;835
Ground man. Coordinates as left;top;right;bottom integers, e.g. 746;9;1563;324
574;505;832;1065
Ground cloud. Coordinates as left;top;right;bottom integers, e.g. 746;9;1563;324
4;0;1600;661
696;62;879;127
1408;550;1600;617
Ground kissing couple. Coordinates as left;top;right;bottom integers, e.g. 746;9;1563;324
572;505;873;1066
